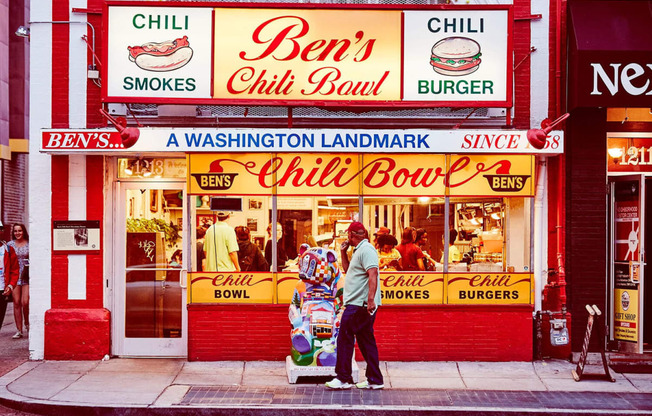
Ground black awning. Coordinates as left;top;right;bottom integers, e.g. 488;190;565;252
568;1;652;108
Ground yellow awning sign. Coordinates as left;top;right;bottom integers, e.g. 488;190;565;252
277;273;301;304
188;153;273;195
448;154;535;196
189;272;274;304
362;154;447;196
189;271;532;305
380;272;444;305
189;153;535;197
447;273;532;305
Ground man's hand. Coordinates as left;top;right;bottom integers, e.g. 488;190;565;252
340;239;350;252
367;299;377;315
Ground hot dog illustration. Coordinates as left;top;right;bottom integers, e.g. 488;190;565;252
127;36;193;72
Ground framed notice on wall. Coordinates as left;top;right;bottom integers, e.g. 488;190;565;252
53;221;101;253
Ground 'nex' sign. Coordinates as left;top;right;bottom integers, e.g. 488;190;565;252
571;58;652;108
42;131;126;150
591;63;652;97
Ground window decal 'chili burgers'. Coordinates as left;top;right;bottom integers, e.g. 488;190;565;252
430;37;482;76
128;36;193;72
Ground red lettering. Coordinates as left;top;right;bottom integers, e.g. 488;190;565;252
257;157;282;188
239;16;376;64
318;157;356;187
362;158;395;188
302;67;340;96
507;134;519;149
447;157;512;188
469;274;512;287
211;274;258;286
381;274;430;288
227;67;295;96
240;16;309;61
461;134;473;149
227;67;256;94
353;32;375;62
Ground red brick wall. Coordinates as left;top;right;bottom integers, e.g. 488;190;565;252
50;155;69;307
189;305;533;361
2;153;27;240
85;155;104;308
512;0;532;129
45;308;110;360
566;107;607;352
51;0;69;128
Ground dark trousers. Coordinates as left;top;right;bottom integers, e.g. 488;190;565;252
335;305;383;385
0;294;8;327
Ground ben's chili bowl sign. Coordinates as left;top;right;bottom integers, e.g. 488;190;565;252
213;9;402;101
41;128;564;154
447;273;532;305
189;272;274;304
188;153;535;196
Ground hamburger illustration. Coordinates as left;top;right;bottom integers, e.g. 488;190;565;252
128;36;193;72
430;37;482;76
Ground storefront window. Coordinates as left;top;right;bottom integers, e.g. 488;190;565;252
362;197;445;272
271;196;359;271
186;153;535;305
449;197;531;273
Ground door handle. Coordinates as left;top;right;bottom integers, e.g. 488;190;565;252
180;270;188;289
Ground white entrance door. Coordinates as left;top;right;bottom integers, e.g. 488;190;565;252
114;182;187;357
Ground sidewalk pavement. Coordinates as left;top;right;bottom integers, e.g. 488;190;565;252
1;313;652;415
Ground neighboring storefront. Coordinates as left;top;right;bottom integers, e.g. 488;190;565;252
30;1;564;361
567;0;652;356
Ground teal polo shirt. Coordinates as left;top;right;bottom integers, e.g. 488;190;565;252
343;239;381;307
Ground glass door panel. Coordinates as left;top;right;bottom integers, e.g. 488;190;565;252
116;182;187;356
610;175;644;354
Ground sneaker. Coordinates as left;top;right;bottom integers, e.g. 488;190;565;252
356;380;384;390
12;331;22;339
325;378;353;389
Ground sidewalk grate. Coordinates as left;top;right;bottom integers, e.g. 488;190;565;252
179;386;652;410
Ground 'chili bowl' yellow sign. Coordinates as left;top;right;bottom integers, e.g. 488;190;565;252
189;272;274;304
447;273;532;305
277;273;301;304
380;272;444;305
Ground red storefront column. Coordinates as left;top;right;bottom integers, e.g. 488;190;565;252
44;155;110;360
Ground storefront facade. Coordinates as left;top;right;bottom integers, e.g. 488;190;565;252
567;0;652;356
29;0;564;361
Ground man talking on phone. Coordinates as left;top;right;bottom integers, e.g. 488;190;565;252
326;222;384;390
